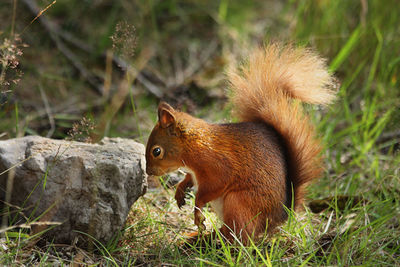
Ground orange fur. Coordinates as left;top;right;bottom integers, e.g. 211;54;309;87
145;43;336;243
228;44;336;209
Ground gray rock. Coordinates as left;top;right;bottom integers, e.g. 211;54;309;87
0;136;147;246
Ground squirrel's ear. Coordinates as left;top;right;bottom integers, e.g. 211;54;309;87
158;102;175;128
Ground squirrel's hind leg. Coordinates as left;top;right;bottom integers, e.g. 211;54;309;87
221;192;261;244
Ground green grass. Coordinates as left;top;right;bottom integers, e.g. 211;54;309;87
1;0;399;265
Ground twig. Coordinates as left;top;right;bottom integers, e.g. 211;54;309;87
360;0;368;28
26;0;57;29
173;54;184;85
109;54;164;98
376;130;400;144
11;0;18;37
0;221;62;234
1;169;16;230
38;84;55;138
0;201;30;222
182;40;219;82
56;28;92;53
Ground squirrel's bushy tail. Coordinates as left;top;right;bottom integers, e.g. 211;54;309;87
228;43;336;209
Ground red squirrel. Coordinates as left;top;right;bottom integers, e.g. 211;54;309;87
145;44;336;243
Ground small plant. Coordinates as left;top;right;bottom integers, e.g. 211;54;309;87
67;117;95;143
111;21;137;61
0;34;27;105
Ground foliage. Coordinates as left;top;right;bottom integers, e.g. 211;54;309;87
0;0;399;265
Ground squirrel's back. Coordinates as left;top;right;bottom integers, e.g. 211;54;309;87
228;43;336;209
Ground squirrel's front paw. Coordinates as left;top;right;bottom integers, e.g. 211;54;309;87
175;188;186;209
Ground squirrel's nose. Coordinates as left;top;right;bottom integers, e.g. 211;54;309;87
146;166;156;176
146;166;152;175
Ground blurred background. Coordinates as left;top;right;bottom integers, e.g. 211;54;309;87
0;0;399;144
1;0;400;264
1;0;400;210
2;0;400;202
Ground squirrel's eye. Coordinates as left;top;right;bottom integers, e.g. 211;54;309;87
153;147;161;157
152;146;164;158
